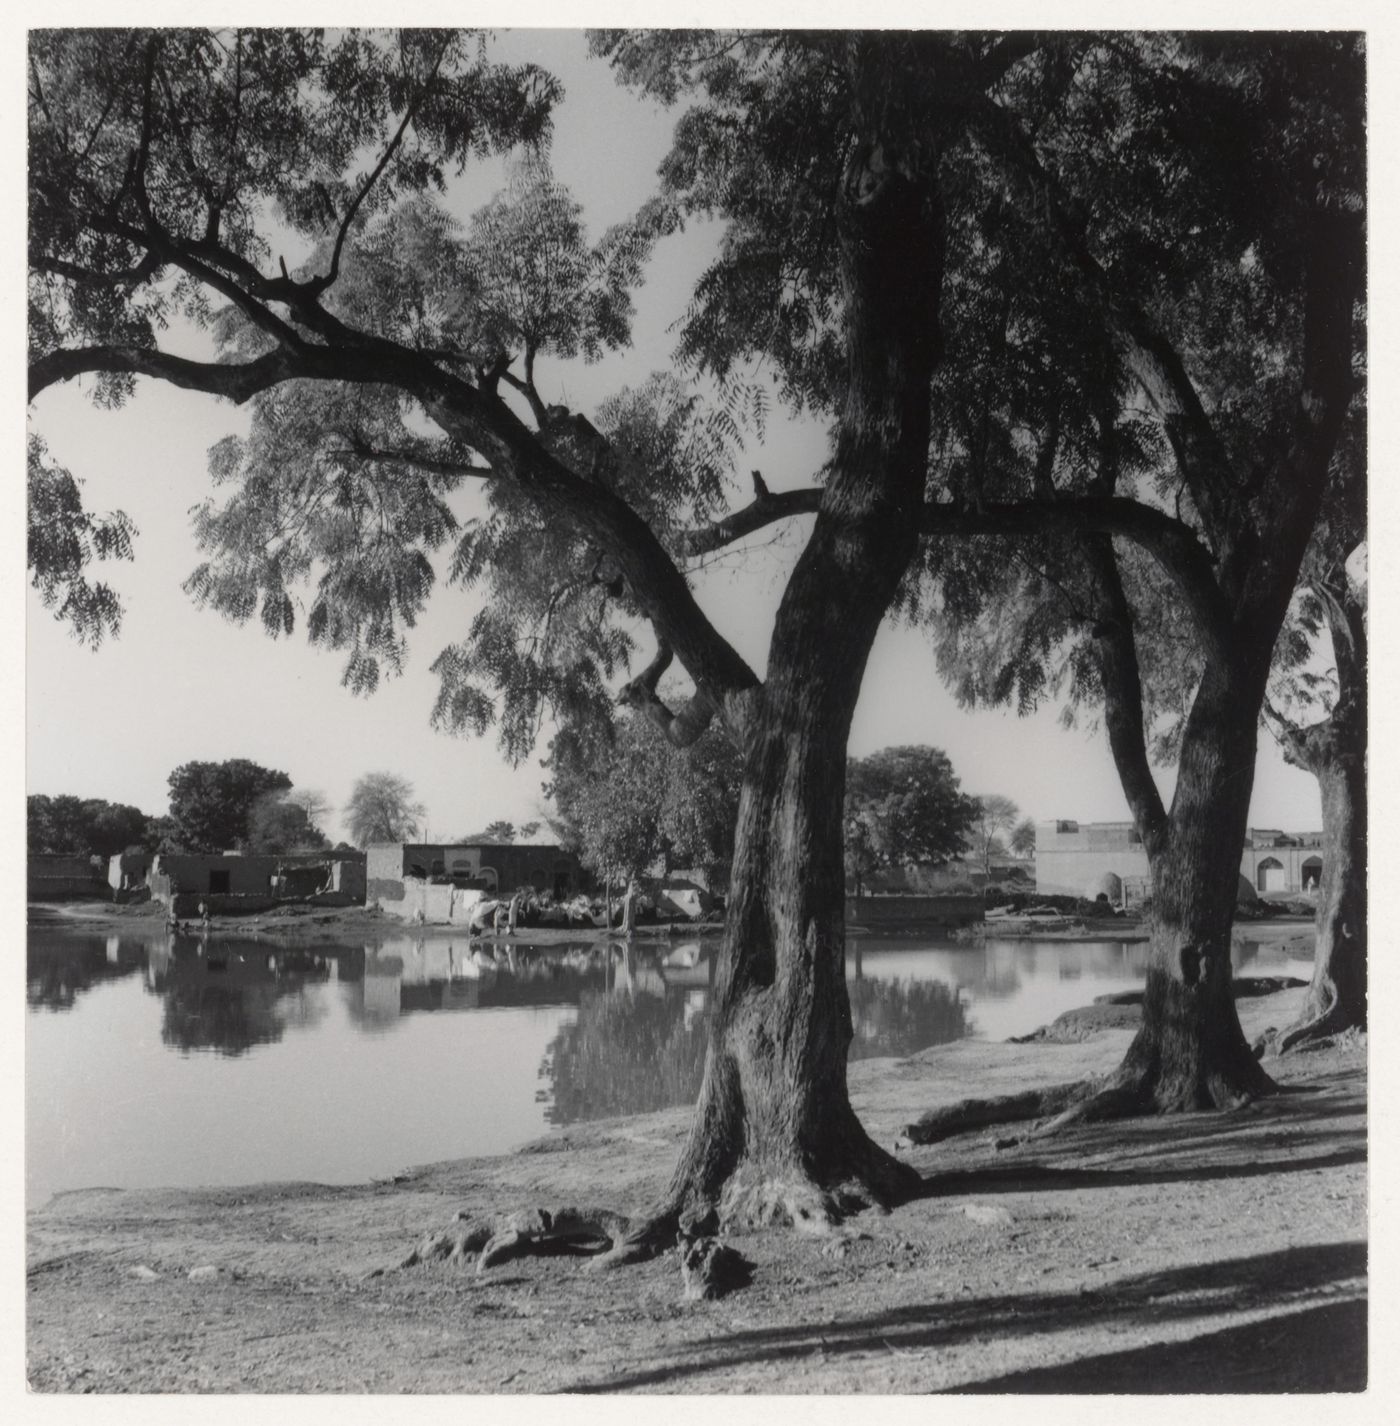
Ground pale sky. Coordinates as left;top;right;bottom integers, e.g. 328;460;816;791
23;25;1332;845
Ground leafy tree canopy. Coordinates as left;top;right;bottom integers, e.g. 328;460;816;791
844;746;977;893
28;794;151;858
548;708;743;885
28;435;136;647
167;758;293;851
344;771;425;846
244;794;330;853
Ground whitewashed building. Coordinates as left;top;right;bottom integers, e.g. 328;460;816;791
1036;820;1324;905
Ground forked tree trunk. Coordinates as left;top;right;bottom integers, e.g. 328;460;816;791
618;120;944;1245
1272;585;1367;1051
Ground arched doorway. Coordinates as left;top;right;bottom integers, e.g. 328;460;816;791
1301;855;1323;893
1257;856;1285;893
1084;872;1123;907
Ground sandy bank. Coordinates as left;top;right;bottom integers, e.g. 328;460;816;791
26;982;1365;1393
30;899;722;944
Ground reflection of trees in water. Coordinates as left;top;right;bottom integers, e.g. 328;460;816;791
847;975;967;1059
479;951;609;1007
542;956;971;1125
541;990;709;1127
27;933;145;1011
159;947;330;1056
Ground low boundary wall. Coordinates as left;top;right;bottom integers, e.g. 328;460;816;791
846;895;983;929
375;880;486;926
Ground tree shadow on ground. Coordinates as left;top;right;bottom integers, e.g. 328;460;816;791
564;1241;1366;1393
912;1142;1365;1197
899;1075;1366;1199
947;1298;1365;1393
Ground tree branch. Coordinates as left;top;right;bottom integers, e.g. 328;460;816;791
334;437;491;480
311;37;450;297
28;343;391;404
1079;535;1169;857
127;132;313;356
675;473;822;557
33;251;163;289
970;94;1237;546
616;638;720;749
922;495;1233;663
502;358;549;427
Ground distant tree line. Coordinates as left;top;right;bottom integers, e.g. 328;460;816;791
28;757;341;858
27;794;166;859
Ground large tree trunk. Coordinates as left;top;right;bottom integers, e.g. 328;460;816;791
617;104;945;1246
664;638;921;1233
1110;665;1277;1110
1272;583;1367;1051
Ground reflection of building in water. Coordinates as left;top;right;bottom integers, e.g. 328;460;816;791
360;954;404;1022
1036;821;1325;903
341;938;618;1018
27;932;146;1010
146;940;172;989
657;943;715;992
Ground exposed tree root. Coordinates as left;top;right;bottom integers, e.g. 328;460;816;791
588;1144;915;1272
900;1051;1274;1152
679;1238;753;1300
588;1203;685;1271
898;1080;1093;1146
396;1205;630;1274
1254;983;1365;1058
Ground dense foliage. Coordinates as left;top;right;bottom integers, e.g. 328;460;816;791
549;710;743;887
28;435;136;647
27;793;152;857
167;758;293;852
843;746;976;896
244;794;330;853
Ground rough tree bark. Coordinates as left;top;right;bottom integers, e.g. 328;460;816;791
1105;663;1278;1113
607;105;947;1254
906;203;1361;1147
1265;579;1367;1052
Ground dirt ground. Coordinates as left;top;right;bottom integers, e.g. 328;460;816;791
26;979;1366;1394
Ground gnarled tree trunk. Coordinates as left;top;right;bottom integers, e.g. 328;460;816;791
1111;664;1276;1110
616;112;945;1249
1271;582;1367;1052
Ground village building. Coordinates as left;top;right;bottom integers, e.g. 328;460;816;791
28;853;108;900
1035;820;1326;905
148;850;366;917
108;850;154;900
366;842;592;923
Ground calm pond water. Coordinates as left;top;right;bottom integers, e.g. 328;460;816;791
26;914;1312;1206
